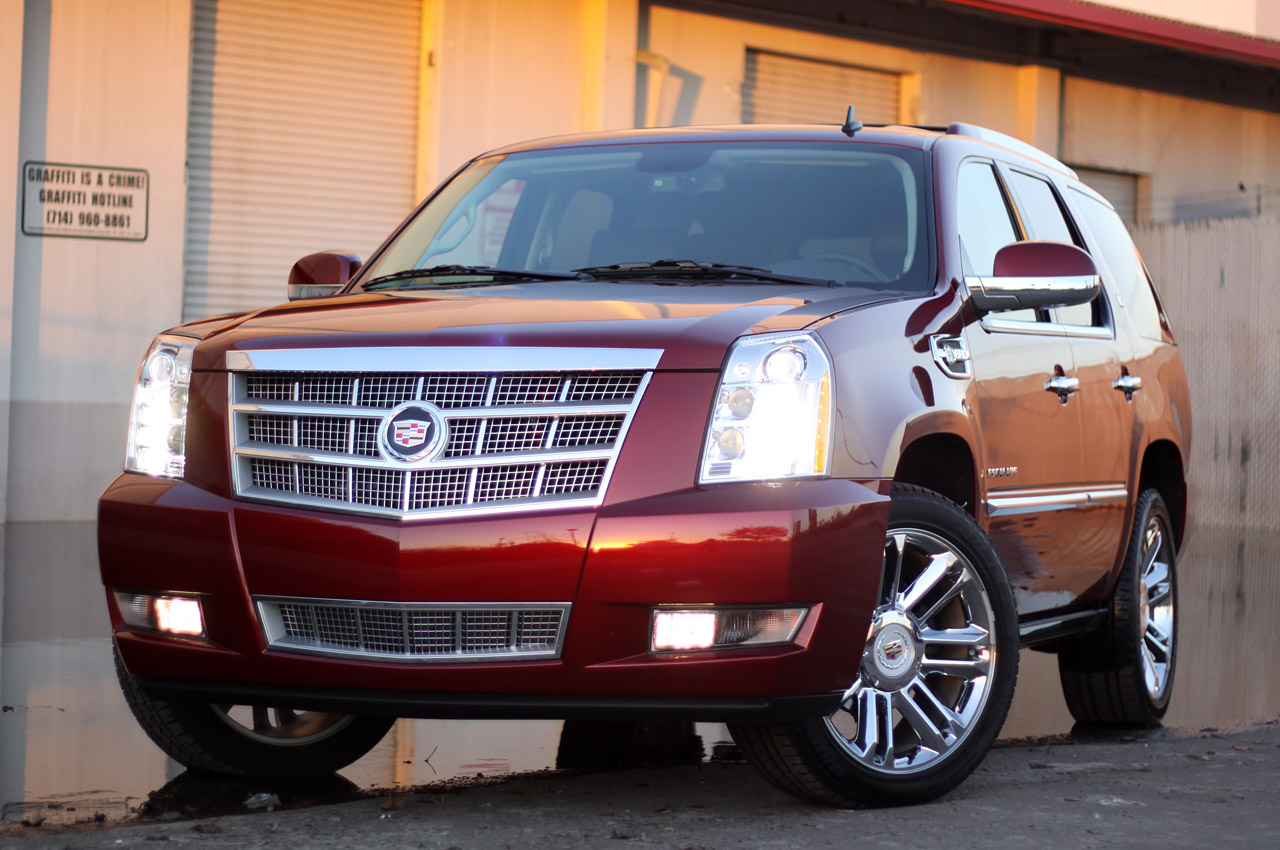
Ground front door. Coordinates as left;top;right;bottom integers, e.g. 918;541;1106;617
955;159;1087;616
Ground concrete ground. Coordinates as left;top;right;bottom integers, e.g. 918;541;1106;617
1;720;1276;849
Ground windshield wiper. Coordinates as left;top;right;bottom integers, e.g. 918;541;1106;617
572;259;834;286
363;265;593;291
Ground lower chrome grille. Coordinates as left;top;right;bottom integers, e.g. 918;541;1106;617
227;347;660;519
247;457;607;512
256;597;570;662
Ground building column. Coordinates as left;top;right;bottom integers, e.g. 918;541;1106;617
1015;65;1062;156
582;0;638;133
0;0;25;525
428;0;640;190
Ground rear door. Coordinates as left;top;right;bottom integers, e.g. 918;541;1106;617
1064;187;1174;581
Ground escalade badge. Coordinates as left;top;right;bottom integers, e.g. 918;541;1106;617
381;403;448;462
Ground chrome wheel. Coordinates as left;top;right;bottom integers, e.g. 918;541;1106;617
214;705;357;746
1058;488;1178;725
825;528;996;774
1138;517;1175;703
727;486;1017;807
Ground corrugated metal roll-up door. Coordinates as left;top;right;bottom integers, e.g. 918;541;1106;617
184;0;421;321
742;49;900;125
1073;167;1139;223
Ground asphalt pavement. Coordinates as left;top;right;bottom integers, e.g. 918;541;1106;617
2;720;1276;849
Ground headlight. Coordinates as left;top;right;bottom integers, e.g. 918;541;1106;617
125;334;196;478
699;331;832;483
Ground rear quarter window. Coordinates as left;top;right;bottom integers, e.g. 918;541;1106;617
1069;189;1165;341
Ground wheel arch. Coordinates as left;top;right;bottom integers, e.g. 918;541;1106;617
1138;438;1187;548
889;419;978;517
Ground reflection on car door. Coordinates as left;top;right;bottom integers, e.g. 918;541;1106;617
957;160;1086;616
1008;168;1134;607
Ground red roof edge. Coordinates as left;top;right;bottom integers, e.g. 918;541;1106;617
938;0;1280;69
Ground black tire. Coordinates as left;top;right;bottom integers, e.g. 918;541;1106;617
115;645;395;777
556;720;703;769
1057;488;1177;726
730;484;1019;807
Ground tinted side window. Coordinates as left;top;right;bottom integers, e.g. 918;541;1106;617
1008;171;1075;244
957;162;1017;276
1070;189;1163;340
1008;170;1097;328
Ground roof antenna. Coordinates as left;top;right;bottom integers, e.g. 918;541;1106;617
841;105;863;136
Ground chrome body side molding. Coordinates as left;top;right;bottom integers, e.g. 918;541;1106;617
986;485;1129;518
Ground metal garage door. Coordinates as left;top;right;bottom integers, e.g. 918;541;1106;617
184;0;421;320
1073;167;1139;223
742;49;900;126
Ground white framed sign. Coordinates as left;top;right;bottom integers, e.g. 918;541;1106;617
22;161;149;241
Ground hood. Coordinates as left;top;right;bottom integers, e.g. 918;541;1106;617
188;280;904;371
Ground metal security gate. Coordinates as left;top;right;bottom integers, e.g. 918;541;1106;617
742;49;900;125
184;0;421;321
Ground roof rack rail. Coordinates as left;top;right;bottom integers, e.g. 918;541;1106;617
946;123;1077;179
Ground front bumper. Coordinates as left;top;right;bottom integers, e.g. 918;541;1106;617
100;474;889;722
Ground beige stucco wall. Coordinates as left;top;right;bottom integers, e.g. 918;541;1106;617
646;5;1047;146
1260;0;1280;39
426;0;638;190
8;0;191;521
1063;76;1280;219
648;4;1279;221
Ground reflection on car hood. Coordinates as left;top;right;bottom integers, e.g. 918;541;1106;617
187;280;905;371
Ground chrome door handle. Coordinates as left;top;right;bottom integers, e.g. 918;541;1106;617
1045;375;1080;395
1113;375;1143;393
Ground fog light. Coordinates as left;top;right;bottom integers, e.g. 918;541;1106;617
652;610;717;650
115;591;205;637
650;606;808;652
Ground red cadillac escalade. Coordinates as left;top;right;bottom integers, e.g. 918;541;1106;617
100;115;1190;806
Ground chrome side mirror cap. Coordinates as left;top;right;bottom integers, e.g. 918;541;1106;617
966;241;1100;311
287;251;363;301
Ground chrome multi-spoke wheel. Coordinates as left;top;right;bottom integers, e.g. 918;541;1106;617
826;528;996;774
1138;518;1175;703
115;646;394;777
1059;488;1178;725
730;485;1018;807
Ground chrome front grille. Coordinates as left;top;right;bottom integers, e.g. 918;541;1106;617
228;347;659;519
256;596;570;662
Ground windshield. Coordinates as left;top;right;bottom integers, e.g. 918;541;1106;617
361;142;931;290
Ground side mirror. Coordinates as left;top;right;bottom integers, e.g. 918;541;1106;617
965;241;1100;312
288;251;363;301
